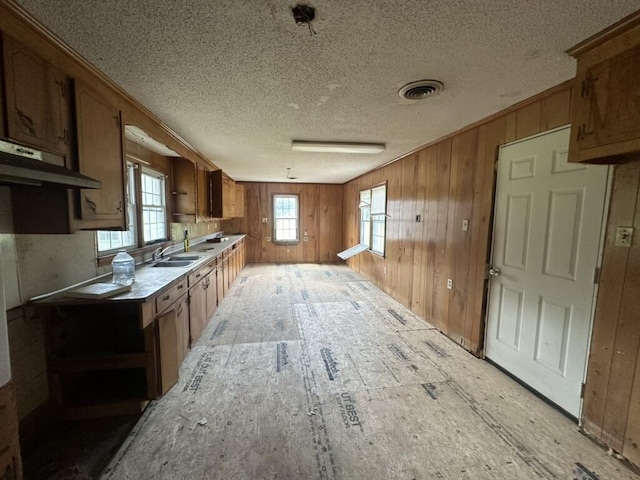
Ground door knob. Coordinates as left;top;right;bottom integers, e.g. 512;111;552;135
489;267;501;277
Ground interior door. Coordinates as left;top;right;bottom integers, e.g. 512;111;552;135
485;126;609;417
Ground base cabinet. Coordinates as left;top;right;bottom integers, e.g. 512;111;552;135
189;277;208;345
156;292;188;395
37;238;245;419
0;382;23;480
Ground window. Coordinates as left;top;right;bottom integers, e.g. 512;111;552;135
97;162;137;252
141;168;167;243
360;184;387;256
97;163;168;254
273;194;299;242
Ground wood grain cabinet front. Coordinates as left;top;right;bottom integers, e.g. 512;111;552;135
210;170;244;218
156;292;189;395
74;80;126;228
568;15;640;163
171;157;198;223
1;33;71;156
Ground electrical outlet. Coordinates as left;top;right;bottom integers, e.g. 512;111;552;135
384;266;387;274
462;219;469;231
447;278;453;290
303;236;309;242
266;236;271;242
615;227;634;247
262;217;268;224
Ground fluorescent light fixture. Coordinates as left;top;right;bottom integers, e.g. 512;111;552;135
292;140;385;154
125;125;180;157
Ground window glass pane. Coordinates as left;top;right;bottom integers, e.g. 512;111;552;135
371;185;386;214
360;185;386;255
274;194;299;242
141;168;167;243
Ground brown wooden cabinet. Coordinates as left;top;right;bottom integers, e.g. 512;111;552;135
188;257;217;344
188;275;207;345
2;33;70;156
157;292;188;395
0;382;22;480
171;157;197;223
211;169;244;218
568;14;640;163
197;162;212;221
74;80;126;228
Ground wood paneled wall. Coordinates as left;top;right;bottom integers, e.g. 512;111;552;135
583;157;640;465
223;183;344;263
343;84;573;355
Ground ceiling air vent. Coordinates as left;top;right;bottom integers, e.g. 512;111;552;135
398;80;444;100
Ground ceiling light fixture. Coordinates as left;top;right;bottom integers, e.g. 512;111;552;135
291;141;386;154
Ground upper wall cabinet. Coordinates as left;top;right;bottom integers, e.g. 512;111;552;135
74;80;126;229
171;157;197;223
569;13;640;163
211;170;243;218
1;33;71;156
197;162;212;222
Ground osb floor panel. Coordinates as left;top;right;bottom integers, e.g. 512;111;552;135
102;264;638;480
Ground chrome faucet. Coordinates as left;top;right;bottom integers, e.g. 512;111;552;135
152;245;173;261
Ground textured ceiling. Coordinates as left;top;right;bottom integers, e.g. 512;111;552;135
16;0;640;183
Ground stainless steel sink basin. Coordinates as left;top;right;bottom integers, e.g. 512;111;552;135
167;255;201;261
153;260;193;267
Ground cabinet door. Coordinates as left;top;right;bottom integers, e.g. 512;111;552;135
572;45;640;161
74;80;126;227
196;163;212;221
157;307;179;395
2;34;70;156
216;255;225;303
189;278;208;345
235;183;245;217
176;294;190;364
205;271;217;320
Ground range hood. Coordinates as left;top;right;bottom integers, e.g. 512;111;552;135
0;139;101;189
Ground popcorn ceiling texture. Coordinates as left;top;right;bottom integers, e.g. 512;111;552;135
17;0;640;183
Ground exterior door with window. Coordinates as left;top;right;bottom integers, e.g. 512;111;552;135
485;126;609;417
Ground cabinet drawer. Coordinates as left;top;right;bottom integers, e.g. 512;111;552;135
188;259;215;287
155;278;187;314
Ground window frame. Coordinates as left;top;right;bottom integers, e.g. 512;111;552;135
96;156;170;265
359;182;387;257
272;193;300;244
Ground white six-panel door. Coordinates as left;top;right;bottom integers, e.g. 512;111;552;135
485;126;609;417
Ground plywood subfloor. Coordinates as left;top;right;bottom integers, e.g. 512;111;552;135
102;264;638;480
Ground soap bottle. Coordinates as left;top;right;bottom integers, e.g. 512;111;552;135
184;229;190;252
112;250;135;286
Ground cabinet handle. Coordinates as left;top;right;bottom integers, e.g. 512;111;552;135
177;284;184;289
16;109;36;135
163;294;170;301
196;273;201;278
85;196;97;213
55;79;66;99
60;128;69;145
116;201;123;213
177;307;182;316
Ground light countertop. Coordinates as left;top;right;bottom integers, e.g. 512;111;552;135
34;234;246;304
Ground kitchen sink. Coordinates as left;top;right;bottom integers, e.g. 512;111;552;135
153;260;193;268
166;255;201;261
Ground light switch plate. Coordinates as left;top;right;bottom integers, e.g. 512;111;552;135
262;218;268;224
462;219;469;231
615;227;634;247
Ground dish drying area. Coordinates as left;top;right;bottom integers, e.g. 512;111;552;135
66;263;633;480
